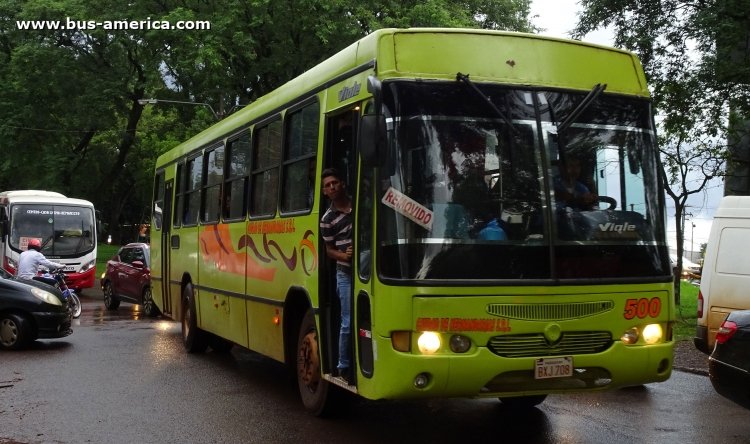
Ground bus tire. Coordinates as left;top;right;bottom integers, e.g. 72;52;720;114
296;308;332;416
181;283;208;353
498;394;547;409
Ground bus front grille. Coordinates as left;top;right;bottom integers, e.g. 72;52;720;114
487;301;614;320
487;331;613;357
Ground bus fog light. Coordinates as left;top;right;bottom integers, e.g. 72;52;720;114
449;334;471;353
642;324;663;344
621;327;639;344
417;332;441;354
414;372;431;389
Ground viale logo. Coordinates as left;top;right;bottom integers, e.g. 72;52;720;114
598;222;636;233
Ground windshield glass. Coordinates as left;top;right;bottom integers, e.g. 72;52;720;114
10;204;96;257
377;81;669;281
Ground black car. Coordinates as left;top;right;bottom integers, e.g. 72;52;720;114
709;310;750;409
0;268;72;350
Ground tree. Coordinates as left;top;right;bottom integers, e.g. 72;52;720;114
0;0;535;244
573;0;750;302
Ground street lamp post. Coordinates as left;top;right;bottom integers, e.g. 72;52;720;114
138;98;221;120
691;222;696;262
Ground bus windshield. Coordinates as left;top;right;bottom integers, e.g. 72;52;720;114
10;204;96;257
378;81;669;281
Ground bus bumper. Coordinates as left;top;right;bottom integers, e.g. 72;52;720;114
359;336;673;400
66;268;96;290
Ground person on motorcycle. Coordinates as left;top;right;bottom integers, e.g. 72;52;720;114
17;238;64;286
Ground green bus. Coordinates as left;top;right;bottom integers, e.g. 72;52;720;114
150;28;674;415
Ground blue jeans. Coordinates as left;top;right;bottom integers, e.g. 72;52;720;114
336;269;352;371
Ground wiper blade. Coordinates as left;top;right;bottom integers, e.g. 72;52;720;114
456;72;518;135
557;83;607;133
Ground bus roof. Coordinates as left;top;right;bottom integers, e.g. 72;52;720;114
0;190;94;207
156;27;648;166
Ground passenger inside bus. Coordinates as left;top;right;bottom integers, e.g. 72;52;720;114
554;155;598;211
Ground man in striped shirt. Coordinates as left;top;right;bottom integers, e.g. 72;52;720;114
320;167;353;383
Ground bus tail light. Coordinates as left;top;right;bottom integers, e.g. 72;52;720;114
697;290;704;318
391;331;411;352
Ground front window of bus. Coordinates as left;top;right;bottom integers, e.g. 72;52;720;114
377;81;669;281
10;205;96;257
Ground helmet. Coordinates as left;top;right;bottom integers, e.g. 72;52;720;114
27;238;41;251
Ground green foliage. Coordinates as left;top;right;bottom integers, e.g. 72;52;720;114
574;0;750;160
0;0;534;241
675;280;699;341
573;0;750;290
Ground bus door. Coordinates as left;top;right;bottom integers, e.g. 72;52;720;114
161;180;174;315
321;107;359;376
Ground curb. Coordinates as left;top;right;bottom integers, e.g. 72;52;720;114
674;366;709;377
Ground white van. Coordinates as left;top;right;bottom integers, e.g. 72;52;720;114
694;195;750;353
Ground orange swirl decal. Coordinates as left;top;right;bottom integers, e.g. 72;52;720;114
300;230;317;276
238;234;271;263
199;223;318;282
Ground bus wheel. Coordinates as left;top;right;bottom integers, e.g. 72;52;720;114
296;308;331;416
498;394;547;409
181;283;208;353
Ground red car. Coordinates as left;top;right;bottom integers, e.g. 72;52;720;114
101;243;159;317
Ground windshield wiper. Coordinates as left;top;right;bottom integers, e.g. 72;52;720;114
456;72;518;135
557;83;607;133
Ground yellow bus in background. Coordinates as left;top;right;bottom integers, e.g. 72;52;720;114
150;28;674;415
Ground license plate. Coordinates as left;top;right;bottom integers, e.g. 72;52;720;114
534;356;573;379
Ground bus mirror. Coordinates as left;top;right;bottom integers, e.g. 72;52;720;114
0;220;6;239
367;76;382;114
359;113;386;167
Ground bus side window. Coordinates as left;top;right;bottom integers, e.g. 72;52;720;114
224;131;251;220
282;101;319;213
183;155;203;226
173;162;184;228
153;171;164;231
202;144;224;224
326;110;358;188
250;119;282;217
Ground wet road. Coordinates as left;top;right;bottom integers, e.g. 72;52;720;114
1;293;748;444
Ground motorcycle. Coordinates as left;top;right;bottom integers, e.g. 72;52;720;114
39;268;82;319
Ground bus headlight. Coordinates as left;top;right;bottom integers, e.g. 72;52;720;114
417;331;441;354
449;334;472;353
642;324;663;344
621;327;639;344
620;324;663;345
80;260;95;272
